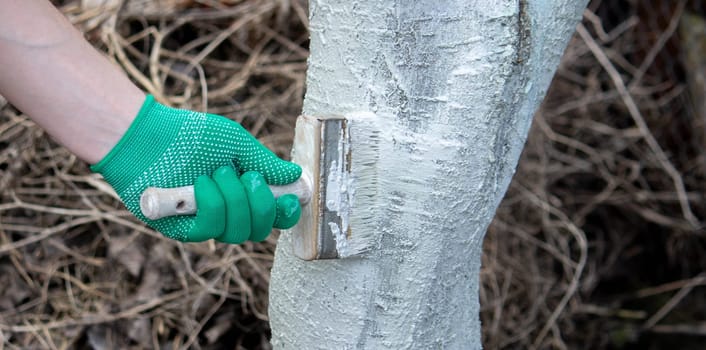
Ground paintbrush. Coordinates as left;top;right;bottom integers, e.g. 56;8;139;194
139;114;379;260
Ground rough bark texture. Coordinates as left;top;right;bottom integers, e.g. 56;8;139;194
270;1;588;349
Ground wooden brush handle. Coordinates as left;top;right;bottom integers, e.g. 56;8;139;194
140;174;312;220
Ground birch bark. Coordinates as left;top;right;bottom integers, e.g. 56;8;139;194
270;1;588;348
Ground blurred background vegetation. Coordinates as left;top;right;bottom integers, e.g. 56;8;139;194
0;0;704;349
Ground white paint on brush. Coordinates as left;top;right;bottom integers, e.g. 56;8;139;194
270;1;588;348
325;154;351;256
324;159;341;212
334;112;380;257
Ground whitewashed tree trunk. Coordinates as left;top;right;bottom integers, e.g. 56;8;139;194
270;1;587;349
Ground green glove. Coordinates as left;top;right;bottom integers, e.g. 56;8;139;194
91;95;302;243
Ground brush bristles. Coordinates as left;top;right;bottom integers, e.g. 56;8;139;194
336;112;381;257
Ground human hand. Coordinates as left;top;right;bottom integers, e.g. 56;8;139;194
91;95;302;243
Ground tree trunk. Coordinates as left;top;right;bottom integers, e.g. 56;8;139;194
269;1;587;348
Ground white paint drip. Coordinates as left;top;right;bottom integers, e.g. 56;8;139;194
325;159;341;212
324;125;354;257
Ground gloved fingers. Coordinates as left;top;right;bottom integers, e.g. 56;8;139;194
187;175;226;242
273;194;301;229
212;166;251;244
252;153;302;186
224;122;302;185
240;171;276;242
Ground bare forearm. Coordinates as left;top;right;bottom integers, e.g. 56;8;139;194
0;0;144;164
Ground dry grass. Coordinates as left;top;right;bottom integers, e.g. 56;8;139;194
1;1;306;348
0;0;704;349
481;1;706;349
